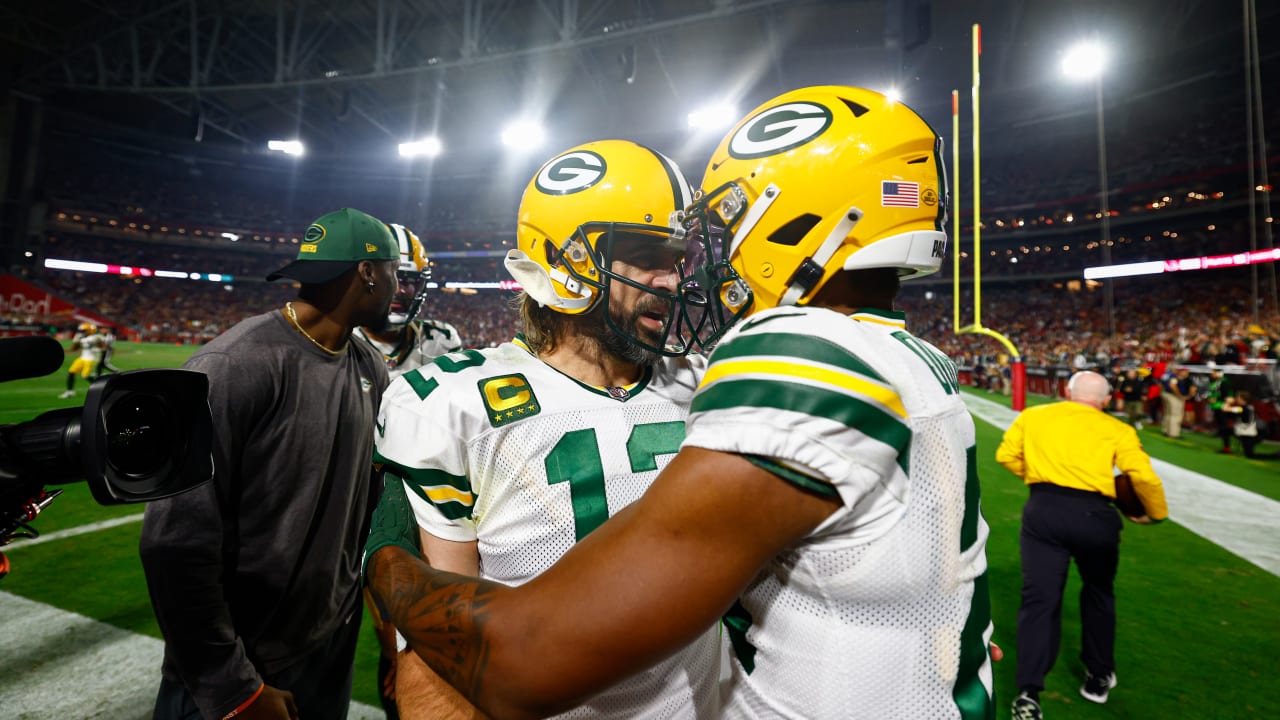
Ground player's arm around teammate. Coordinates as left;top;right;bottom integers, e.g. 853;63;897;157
367;447;838;719
390;531;488;719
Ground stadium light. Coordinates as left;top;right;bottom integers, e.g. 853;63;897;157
267;139;305;156
398;137;443;158
1061;42;1107;81
687;103;739;131
500;121;545;150
1062;38;1114;339
883;86;902;104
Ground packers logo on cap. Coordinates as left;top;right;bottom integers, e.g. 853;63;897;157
300;224;326;253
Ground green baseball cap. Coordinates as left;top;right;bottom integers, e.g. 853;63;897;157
267;208;398;283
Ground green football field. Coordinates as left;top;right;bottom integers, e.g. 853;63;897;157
1;342;1277;717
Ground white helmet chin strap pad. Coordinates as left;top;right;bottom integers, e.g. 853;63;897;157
504;250;594;310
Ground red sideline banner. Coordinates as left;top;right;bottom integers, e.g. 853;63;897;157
0;274;128;338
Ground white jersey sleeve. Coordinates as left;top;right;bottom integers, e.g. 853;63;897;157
376;351;481;542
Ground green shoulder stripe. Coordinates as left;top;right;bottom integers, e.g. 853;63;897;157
709;332;887;384
694;377;910;475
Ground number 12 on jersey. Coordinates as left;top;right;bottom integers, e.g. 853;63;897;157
545;421;684;540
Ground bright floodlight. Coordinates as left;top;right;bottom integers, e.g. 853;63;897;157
399;137;443;158
501;120;545;150
883;86;902;104
687;103;739;130
1061;42;1107;81
267;139;305;156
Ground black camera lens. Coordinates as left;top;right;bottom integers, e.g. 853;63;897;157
104;393;173;477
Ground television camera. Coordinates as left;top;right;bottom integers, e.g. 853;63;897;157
0;335;214;578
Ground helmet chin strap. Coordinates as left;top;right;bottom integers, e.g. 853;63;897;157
547;266;596;308
505;249;595;310
779;206;862;307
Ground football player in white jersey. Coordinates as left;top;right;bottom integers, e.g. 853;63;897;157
366;87;996;720
59;322;106;398
355;222;464;377
373;140;720;719
354;221;464;719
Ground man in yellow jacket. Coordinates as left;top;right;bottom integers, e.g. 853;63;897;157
996;370;1167;720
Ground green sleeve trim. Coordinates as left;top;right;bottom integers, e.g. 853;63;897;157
744;454;840;499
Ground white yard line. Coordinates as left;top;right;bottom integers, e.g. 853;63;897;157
4;512;145;549
0;591;384;720
963;393;1280;577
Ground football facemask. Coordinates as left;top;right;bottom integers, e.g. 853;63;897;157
674;188;754;354
386;223;430;329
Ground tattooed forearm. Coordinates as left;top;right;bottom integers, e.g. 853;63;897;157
369;546;507;707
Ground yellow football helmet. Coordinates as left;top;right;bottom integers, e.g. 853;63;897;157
678;85;948;351
506;139;693;355
78;322;97;334
386;222;430;328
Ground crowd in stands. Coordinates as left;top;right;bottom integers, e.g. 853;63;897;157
11;259;1275;384
420;292;522;349
34;273;297;343
900;269;1279;373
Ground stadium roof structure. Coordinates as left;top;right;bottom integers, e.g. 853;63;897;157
3;0;1274;170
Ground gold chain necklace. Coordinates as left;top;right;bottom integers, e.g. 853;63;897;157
285;302;346;355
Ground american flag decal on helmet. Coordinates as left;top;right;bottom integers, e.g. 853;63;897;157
881;181;920;208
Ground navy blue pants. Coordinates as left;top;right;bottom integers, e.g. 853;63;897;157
1015;483;1122;691
154;610;362;720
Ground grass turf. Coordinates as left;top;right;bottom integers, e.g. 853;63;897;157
2;345;1278;716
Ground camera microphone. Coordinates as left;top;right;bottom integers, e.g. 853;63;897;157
0;336;65;383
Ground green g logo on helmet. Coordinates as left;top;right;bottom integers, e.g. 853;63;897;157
728;102;833;159
535;151;607;195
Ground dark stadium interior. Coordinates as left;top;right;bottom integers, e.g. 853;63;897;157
1;0;1277;367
